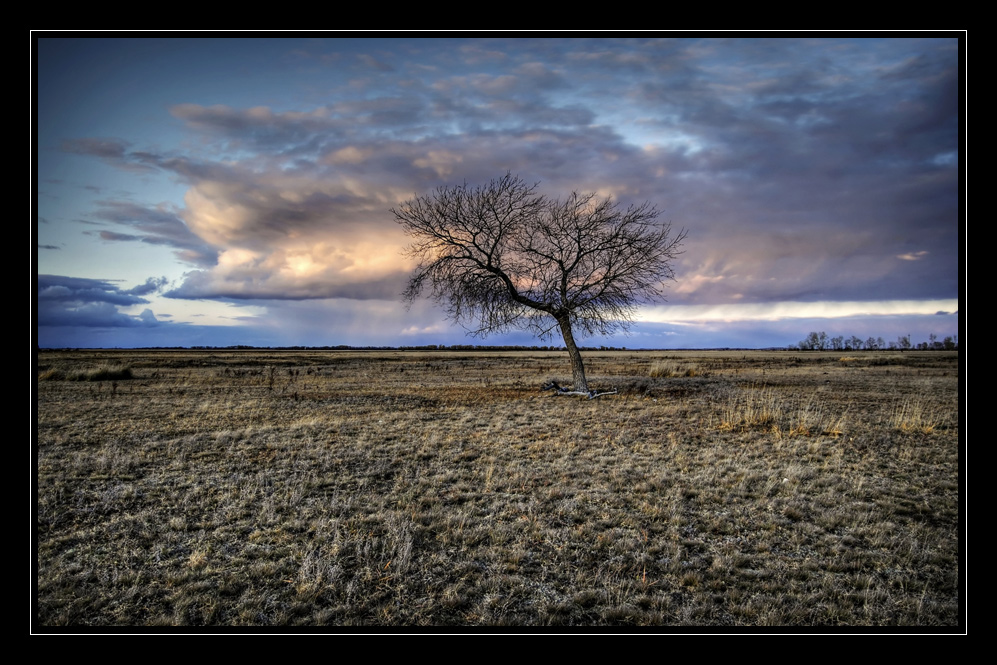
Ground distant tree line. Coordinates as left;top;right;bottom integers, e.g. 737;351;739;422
57;344;632;352
792;332;958;351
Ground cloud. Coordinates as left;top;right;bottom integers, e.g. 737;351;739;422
68;80;959;308
357;53;394;73
37;275;168;328
61;137;130;160
637;298;960;323
46;37;958;349
159;162;415;300
169;104;346;151
60;137;158;173
164;265;408;301
64;119;657;305
127;277;169;296
89;200;218;267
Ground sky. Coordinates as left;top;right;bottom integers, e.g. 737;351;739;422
35;35;962;349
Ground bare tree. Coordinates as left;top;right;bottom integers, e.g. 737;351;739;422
392;173;687;393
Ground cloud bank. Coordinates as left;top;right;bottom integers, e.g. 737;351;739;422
37;36;961;348
38;275;167;328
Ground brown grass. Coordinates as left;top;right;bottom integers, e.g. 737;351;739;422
35;349;961;628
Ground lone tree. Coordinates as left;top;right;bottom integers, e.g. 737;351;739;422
392;173;686;393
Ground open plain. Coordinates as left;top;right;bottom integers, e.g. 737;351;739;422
35;349;961;627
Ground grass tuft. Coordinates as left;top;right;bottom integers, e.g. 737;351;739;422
38;368;65;381
715;384;847;437
715;383;780;431
890;394;942;434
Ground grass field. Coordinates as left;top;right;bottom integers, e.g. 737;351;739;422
35;349;962;628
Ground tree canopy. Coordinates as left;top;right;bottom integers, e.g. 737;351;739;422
392;173;686;392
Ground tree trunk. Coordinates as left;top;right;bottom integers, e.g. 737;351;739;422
557;314;589;392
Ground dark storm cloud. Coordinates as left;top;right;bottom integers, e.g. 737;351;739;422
39;274;151;306
88;200;218;268
588;39;961;308
37;274;167;328
626;39;957;175
127;276;169;296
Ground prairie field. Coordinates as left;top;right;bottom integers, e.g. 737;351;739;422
35;349;962;628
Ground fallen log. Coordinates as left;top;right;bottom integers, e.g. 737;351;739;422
541;381;619;399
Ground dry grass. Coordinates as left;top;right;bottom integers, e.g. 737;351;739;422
648;360;702;378
35;349;961;628
712;384;849;438
38;363;133;382
890;393;944;434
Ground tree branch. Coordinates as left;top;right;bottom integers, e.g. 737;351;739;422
393;173;687;390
